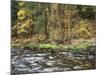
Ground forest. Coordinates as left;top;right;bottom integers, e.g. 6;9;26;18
11;1;96;74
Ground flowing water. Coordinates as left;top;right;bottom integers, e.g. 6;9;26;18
11;47;96;74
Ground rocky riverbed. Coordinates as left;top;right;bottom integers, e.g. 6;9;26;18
11;46;96;74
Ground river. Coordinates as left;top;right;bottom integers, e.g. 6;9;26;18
11;47;96;74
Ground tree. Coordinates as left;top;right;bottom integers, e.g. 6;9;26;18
12;1;34;37
77;5;96;19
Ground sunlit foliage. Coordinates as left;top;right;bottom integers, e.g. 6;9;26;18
11;1;96;47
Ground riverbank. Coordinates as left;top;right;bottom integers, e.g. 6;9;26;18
11;37;96;53
11;37;96;74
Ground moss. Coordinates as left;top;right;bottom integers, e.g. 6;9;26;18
24;43;34;49
12;42;94;50
38;44;61;49
68;42;93;52
11;38;95;53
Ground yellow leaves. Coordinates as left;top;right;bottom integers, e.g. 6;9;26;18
18;28;27;34
20;24;26;29
17;9;27;20
21;19;32;29
12;1;34;37
38;33;46;41
72;20;92;39
17;2;32;20
17;23;30;35
17;28;28;36
19;2;26;7
78;28;88;34
15;13;33;36
79;21;88;28
20;23;29;30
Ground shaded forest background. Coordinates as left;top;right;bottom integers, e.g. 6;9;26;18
11;1;96;47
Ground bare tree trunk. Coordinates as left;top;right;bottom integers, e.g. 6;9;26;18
67;6;72;44
47;4;61;40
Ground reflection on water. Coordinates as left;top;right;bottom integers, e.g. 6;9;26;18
11;48;96;74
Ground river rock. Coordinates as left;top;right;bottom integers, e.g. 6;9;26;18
73;66;82;69
46;61;56;66
48;56;54;59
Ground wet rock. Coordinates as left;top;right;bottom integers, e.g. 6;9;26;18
59;67;71;71
15;68;31;74
11;48;96;74
23;57;35;61
46;61;56;66
31;66;42;72
48;56;54;59
73;66;82;70
25;54;32;57
88;55;95;59
64;67;71;71
35;53;48;57
67;52;73;57
16;64;26;68
43;67;59;72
